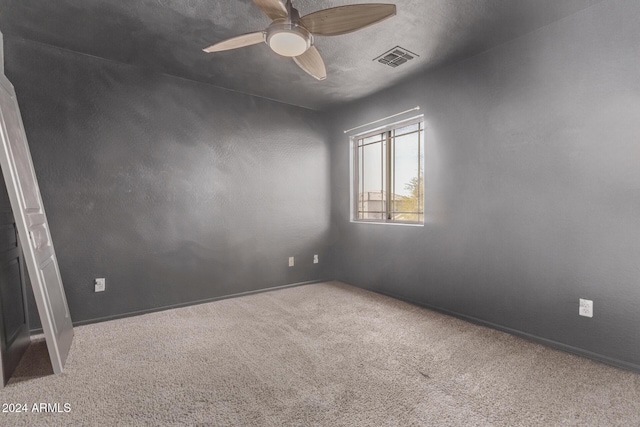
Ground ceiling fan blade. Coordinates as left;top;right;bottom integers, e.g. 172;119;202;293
203;32;265;53
294;46;327;81
253;0;288;21
300;4;396;36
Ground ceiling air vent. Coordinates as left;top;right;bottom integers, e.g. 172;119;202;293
374;46;419;68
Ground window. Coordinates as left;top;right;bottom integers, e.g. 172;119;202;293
353;117;424;224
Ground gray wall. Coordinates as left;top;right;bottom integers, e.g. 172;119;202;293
4;37;331;328
329;0;640;369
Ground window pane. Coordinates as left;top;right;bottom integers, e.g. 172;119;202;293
393;122;420;138
360;133;384;146
359;141;385;219
391;131;422;222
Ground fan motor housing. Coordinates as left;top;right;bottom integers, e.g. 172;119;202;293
266;19;312;57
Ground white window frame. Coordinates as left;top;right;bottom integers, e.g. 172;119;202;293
350;115;425;226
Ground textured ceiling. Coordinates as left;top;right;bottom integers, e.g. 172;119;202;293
0;0;603;110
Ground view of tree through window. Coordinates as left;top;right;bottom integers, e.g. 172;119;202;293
354;118;424;223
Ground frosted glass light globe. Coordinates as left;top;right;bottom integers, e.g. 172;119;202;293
269;31;308;57
266;20;312;57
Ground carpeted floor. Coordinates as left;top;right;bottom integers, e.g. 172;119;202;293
2;281;639;426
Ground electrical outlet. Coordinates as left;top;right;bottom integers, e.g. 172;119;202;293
288;257;294;267
95;278;106;293
313;254;319;264
579;298;593;318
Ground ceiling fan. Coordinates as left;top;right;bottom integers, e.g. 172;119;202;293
202;0;396;81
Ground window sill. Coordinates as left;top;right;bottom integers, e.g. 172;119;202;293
350;220;425;227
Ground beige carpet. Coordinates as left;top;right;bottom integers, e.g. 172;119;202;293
2;281;639;426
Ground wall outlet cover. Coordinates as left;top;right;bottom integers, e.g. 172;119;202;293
314;254;319;264
579;298;593;318
95;278;106;292
288;257;294;267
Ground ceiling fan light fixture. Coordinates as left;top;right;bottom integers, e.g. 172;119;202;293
203;1;398;81
269;32;307;56
266;20;311;57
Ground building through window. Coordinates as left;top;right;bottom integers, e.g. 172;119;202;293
353;117;424;224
